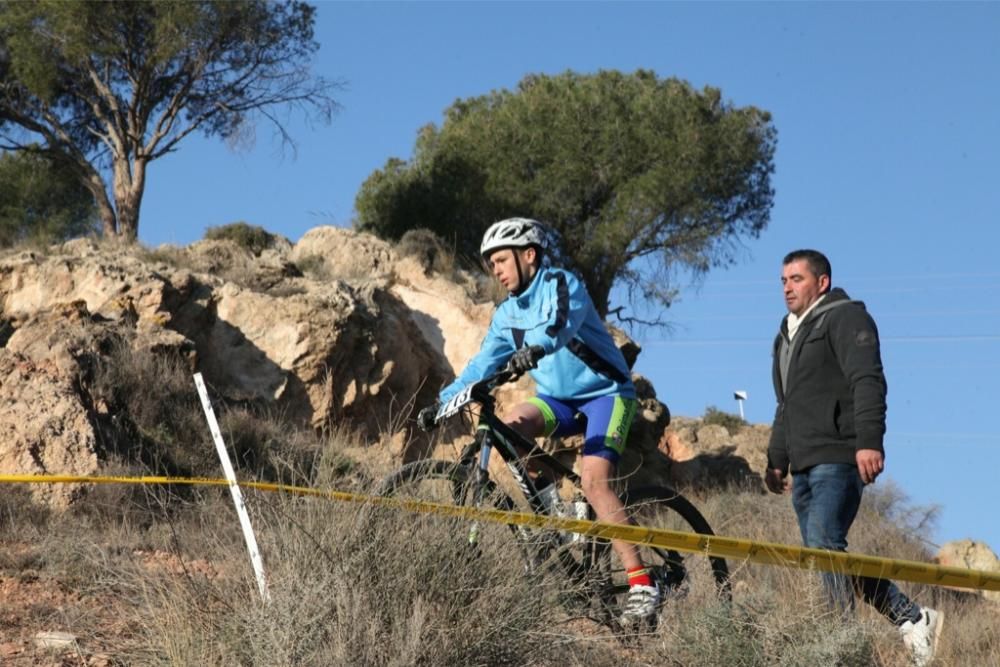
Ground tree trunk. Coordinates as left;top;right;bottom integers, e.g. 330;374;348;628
115;192;140;241
71;161;118;237
590;279;611;320
96;197;118;237
111;155;147;242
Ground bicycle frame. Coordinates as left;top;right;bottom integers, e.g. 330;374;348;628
456;384;578;517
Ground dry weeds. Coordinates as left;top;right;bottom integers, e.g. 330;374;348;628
1;411;997;665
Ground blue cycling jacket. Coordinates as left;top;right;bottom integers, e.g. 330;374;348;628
438;267;635;404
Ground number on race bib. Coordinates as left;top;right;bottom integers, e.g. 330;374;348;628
436;384;475;421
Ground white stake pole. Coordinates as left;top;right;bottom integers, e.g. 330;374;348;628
194;372;270;603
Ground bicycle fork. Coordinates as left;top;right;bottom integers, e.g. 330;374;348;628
465;435;495;547
465;427;540;550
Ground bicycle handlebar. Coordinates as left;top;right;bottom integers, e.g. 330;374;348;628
430;345;546;426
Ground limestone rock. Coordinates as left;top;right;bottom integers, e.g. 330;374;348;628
0;348;98;508
0;233;454;507
33;630;78;649
936;539;1000;604
659;417;767;492
390;255;494;381
0;245;177;328
291;226;396;281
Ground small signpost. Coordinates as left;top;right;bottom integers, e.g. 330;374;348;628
733;390;748;420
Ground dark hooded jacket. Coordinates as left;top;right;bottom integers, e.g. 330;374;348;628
767;287;887;474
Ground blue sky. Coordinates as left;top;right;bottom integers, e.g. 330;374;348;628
138;3;1000;554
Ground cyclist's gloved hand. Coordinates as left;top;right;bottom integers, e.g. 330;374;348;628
510;346;541;374
416;404;439;432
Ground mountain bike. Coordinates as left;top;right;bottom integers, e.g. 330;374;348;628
378;347;730;629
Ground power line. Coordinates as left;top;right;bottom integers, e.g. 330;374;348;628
677;283;1000;300
887;335;1000;343
641;334;1000;346
677;309;1000;322
695;272;1000;288
641;338;767;347
890;432;1000;441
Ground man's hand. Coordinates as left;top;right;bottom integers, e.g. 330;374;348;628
509;346;541;374
765;468;790;494
416;404;439;432
856;449;884;484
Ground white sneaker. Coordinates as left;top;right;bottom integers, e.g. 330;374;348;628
536;485;590;544
619;583;661;626
899;607;943;667
535;484;571;546
536;484;562;516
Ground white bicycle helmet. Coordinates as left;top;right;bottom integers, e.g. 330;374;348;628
480;217;548;258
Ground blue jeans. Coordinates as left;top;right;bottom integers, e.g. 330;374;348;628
791;463;921;625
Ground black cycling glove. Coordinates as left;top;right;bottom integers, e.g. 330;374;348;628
416;404;439;431
509;346;540;374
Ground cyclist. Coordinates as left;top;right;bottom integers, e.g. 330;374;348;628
417;217;659;625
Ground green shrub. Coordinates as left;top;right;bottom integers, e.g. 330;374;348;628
702;405;747;434
204;221;277;256
293;253;332;281
396;228;455;276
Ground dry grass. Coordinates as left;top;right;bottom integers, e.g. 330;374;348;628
680;482;1000;666
119;483;610;665
395;228;458;278
6;349;1000;666
87;335;348;488
391;228;507;305
3;455;1000;665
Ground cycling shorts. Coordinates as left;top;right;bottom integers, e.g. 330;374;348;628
527;394;637;463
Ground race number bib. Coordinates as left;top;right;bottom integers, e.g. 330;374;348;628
436;384;475;421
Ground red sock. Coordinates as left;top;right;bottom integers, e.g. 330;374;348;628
627;566;652;588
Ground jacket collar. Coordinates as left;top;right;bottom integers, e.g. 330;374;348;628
781;287;854;335
511;266;546;307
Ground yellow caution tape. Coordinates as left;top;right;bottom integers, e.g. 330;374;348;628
3;473;998;593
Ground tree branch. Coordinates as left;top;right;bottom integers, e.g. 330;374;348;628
606;305;667;330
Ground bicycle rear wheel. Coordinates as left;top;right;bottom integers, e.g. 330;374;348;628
588;485;731;623
377;459;543;576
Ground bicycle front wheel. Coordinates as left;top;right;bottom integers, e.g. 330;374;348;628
377;459;540;576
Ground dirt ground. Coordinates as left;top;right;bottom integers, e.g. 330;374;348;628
0;545;217;666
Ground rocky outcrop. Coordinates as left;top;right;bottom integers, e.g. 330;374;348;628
0;229;458;505
936;539;1000;605
658;417;769;492
0;302;105;507
290;226;395;282
390;255;495;382
0;227;774;510
0;350;97;509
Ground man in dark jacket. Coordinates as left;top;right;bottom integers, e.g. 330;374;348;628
765;249;942;667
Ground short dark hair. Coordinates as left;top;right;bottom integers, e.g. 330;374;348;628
783;249;831;281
